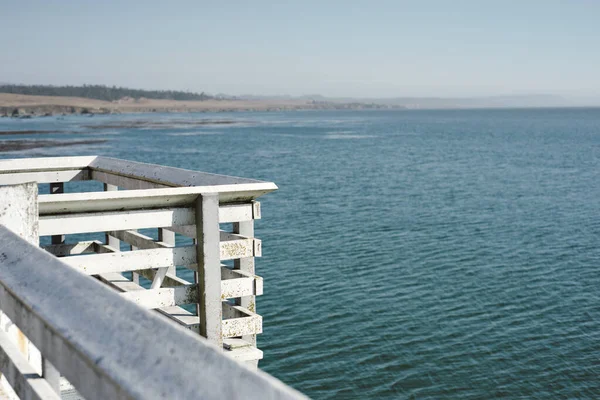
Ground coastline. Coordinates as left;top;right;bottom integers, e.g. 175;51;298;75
0;93;399;118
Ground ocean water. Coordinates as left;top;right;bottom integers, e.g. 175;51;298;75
1;108;600;399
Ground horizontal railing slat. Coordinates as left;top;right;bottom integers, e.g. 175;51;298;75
0;156;96;173
120;285;198;309
222;303;263;338
166;228;262;260
89;156;278;202
43;240;99;256
220;232;261;260
89;156;266;187
61;246;197;275
97;272;146;293
118;276;260;307
0;169;89;185
219;202;261;223
90;170;171;190
221;268;263;298
136;269;191;288
40;190;260;221
98;273;201;332
108;230;172;250
39;208;195;235
105;228;259;262
39;206;260;237
39;188;198;214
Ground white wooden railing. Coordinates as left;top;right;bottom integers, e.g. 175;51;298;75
0;157;299;400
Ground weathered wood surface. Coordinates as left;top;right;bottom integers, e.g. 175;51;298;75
196;194;223;348
221;268;263;299
233;218;258;346
40;209;264;239
0;226;305;400
222;338;264;363
92;170;171;190
40;188;200;214
0;156;277;381
89;156;266;186
222;303;263;338
118;274;263;309
61;246;197;275
39;187;269;215
220;232;261;260
46;181;67;395
159;227;176;275
135;268;189;288
120;285;198;309
107;229;260;264
90;170;277;202
0;155;270;186
0;183;39;244
0;330;61;400
120;262;261;300
101;258;261;300
0;156;95;174
108;230;172;250
168;227;262;259
41;194;261;226
0;170;89;185
98;273;264;364
39;208;195;235
103;183;121;251
43;241;99;256
97;273;145;293
0;183;41;400
0;156;277;203
49;183;64;250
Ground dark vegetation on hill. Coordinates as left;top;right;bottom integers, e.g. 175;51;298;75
0;84;216;102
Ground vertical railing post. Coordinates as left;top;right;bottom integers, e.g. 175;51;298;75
158;228;176;275
44;182;62;394
103;184;120;249
0;182;46;398
42;360;60;394
195;193;222;348
49;183;64;247
104;184;137;284
130;234;140;285
232;201;258;348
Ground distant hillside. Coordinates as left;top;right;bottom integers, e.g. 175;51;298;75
356;94;572;108
0;84;215;102
240;94;575;108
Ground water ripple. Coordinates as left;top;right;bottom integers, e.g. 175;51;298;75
4;109;600;399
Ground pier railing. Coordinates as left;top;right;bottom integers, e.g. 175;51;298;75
0;157;298;399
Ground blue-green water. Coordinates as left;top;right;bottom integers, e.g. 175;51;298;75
1;109;600;399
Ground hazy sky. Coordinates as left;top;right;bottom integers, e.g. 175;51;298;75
2;0;599;98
